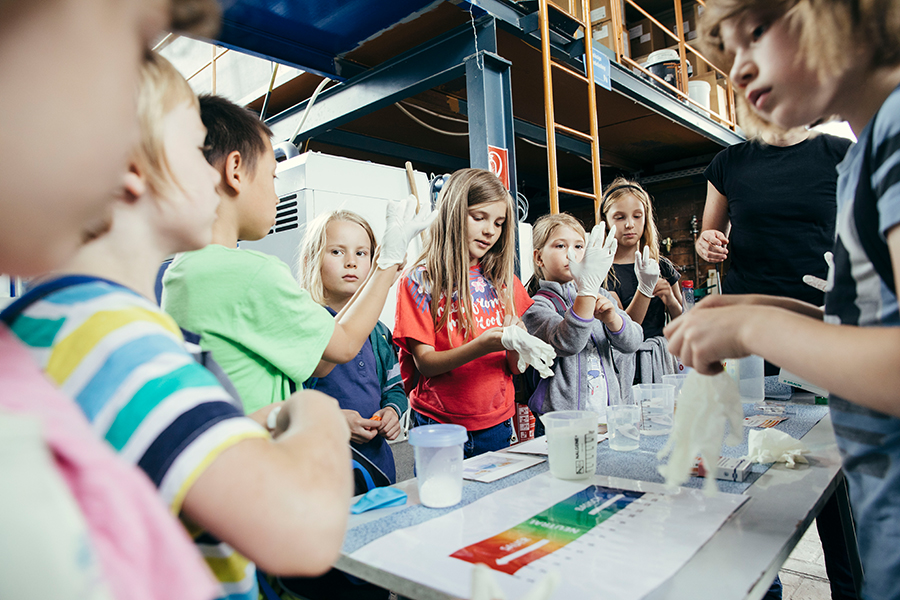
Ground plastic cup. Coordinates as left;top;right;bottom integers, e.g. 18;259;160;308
608;404;641;452
633;383;675;436
724;355;765;403
543;411;598;480
663;374;689;404
408;424;468;508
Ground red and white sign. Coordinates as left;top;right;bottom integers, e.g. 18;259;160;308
488;145;509;190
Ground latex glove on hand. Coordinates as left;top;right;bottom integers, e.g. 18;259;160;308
568;223;617;298
634;245;660;298
377;194;436;269
501;326;556;378
802;251;835;293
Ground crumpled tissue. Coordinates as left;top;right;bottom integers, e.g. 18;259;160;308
470;563;560;600
350;487;407;514
746;429;809;468
657;370;744;495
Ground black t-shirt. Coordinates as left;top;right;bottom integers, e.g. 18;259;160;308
608;256;680;340
705;134;852;305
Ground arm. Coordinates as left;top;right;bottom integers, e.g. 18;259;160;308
665;227;900;416
698;292;825;320
696;182;731;263
655;279;683;321
408;328;506;378
521;295;595;358
595;289;643;353
181;390;352;576
624;291;653;325
375;326;407;441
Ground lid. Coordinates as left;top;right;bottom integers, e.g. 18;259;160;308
408;424;467;447
645;49;679;66
682;279;694;288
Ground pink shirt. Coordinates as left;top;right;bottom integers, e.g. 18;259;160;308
0;326;217;600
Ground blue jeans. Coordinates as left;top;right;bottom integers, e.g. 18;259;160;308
411;411;513;459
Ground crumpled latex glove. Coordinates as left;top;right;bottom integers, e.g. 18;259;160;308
470;563;560;600
802;251;835;293
377;194;437;269
634;245;661;298
501;326;555;378
657;370;744;495
568;223;617;298
350;487;408;514
746;429;809;468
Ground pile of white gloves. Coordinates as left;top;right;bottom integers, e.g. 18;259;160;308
377;194;437;269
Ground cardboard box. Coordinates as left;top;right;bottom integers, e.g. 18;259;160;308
691;456;753;482
628;17;668;57
549;0;619;22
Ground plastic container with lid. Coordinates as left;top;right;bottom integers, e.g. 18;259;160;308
408;424;468;508
681;279;695;312
644;49;692;91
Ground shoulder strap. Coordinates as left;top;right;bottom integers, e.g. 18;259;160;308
854;124;897;294
0;275;98;328
533;289;567;316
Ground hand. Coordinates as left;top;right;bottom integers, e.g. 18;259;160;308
501;326;556;378
341;409;380;444
568;223;617;298
377;195;436;269
696;230;729;263
478;327;508;354
593;294;618;325
373;408;401;440
664;305;760;375
634;246;660;298
802;251;835;293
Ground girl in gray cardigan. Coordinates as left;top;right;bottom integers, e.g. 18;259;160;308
523;214;642;424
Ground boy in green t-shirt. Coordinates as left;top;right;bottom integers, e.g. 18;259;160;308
162;95;431;416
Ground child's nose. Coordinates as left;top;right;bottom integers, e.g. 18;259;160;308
730;50;756;89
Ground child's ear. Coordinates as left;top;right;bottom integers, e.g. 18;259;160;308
221;150;243;195
533;248;543;267
120;163;146;203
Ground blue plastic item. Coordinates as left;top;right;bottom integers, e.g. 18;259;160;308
351;487;408;514
407;424;467;448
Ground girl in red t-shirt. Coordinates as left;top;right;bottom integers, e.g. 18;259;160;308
393;169;533;457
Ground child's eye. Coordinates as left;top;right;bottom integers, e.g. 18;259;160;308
751;22;768;41
331;249;341;256
575;243;584;249
357;250;368;257
555;243;565;249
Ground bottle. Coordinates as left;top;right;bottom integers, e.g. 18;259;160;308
681;279;695;312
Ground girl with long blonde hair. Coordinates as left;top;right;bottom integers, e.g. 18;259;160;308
393;168;533;457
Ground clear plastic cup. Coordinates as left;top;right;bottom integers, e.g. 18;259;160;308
633;383;675;436
663;374;689;404
543;410;598;480
408;424;467;508
608;404;641;451
724;355;765;403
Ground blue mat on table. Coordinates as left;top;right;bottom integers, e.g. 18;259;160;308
342;402;829;554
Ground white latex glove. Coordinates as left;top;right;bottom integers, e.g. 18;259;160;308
802;251;835;293
377;195;436;269
470;564;560;600
634;245;660;298
567;223;617;298
501;326;556;378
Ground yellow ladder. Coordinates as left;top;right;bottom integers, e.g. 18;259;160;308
537;0;604;218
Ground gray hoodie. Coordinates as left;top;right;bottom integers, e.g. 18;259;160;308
522;280;642;415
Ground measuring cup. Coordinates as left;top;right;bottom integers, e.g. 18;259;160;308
724;355;765;403
408;424;467;508
543;410;598;480
633;383;675;436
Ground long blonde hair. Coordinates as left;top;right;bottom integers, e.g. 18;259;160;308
296;210;376;306
527;213;587;295
600;177;660;261
417;168;517;339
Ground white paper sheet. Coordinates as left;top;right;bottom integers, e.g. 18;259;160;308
506;434;608;456
463;452;545;483
350;473;746;600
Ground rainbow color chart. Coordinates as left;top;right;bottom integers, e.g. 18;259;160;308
451;485;643;575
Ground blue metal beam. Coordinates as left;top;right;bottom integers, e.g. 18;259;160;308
265;16;499;145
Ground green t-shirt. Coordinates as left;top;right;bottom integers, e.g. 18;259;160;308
162;245;335;413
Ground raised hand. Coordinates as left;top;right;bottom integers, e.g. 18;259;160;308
568;223;617;298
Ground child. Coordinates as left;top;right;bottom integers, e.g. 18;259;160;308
667;1;900;598
162;95;431;413
297;210;407;483
522;213;642;424
601;178;682;384
3;53;354;600
0;4;221;599
393;168;534;458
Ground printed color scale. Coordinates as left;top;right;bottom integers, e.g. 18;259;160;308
451;485;643;574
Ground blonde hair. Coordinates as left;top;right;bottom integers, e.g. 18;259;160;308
296;210;376;306
600;178;660;261
416;168;517;339
134;52;199;198
527;213;587;295
698;0;900;132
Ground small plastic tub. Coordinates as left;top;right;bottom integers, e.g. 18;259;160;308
408;424;468;508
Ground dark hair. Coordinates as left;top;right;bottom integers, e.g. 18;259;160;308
198;94;273;174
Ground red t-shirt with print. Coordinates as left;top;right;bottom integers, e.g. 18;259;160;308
393;264;533;431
